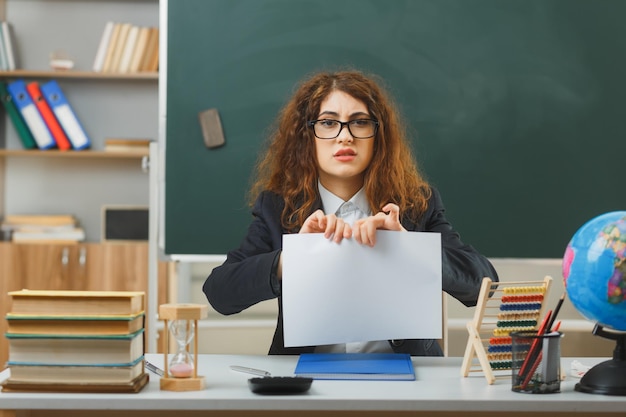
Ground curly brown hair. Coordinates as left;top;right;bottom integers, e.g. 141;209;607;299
249;69;431;232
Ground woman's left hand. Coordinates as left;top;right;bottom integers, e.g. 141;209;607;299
352;203;406;247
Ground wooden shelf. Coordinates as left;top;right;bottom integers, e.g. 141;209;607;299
0;149;149;159
0;70;158;81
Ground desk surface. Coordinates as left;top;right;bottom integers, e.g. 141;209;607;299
0;355;625;415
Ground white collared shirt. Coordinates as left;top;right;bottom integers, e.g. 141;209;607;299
314;181;393;354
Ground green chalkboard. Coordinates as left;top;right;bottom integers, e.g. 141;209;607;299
165;0;626;257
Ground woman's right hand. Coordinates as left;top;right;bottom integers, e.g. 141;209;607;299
300;209;352;243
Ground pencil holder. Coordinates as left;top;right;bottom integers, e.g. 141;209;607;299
511;330;562;394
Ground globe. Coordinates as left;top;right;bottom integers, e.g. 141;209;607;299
562;211;626;332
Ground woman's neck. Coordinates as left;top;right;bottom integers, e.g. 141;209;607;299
319;176;364;201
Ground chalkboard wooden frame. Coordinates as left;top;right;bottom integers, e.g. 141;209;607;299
164;0;626;257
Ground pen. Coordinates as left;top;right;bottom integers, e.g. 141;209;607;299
516;309;552;383
145;360;164;377
230;365;271;377
547;292;565;331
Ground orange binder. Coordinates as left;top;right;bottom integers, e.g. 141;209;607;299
26;81;71;150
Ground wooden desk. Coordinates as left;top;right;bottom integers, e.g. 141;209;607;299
0;355;625;417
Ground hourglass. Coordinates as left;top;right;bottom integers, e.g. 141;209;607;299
158;303;208;391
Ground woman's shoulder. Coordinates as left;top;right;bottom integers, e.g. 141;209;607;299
253;190;286;211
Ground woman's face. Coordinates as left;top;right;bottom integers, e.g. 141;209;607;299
313;90;375;194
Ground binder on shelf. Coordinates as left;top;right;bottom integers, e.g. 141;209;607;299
93;21;114;72
2;21;16;71
26;82;71;150
7;80;56;150
0;82;36;149
40;80;91;150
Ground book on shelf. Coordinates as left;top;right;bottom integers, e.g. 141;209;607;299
11;226;86;243
1;372;149;393
129;26;150;73
294;353;416;381
26;81;72;150
6;358;144;385
7;79;56;150
146;27;159;72
140;27;159;72
6;312;145;335
92;21;114;72
8;289;145;316
118;25;139;73
0;82;37;149
2;213;77;226
0;22;8;71
1;21;16;70
109;22;131;73
1;223;76;233
104;137;151;153
40;80;91;150
6;329;144;366
101;22;122;72
4;211;83;242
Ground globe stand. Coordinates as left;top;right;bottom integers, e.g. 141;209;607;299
575;324;626;395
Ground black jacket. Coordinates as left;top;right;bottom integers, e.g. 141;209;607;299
203;187;498;355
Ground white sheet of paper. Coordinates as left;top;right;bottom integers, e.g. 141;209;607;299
282;230;442;347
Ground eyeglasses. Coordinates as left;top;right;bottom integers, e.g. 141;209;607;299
307;119;379;139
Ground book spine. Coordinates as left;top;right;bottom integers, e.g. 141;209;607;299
0;23;8;71
2;21;16;71
102;22;122;73
118;25;139;73
0;81;37;149
139;27;158;72
92;21;114;72
26;81;72;150
109;23;131;73
129;27;150;73
146;28;159;72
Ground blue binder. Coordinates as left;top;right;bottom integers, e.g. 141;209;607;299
7;79;56;149
40;80;91;150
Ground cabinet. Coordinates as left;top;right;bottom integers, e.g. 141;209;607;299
0;1;164;365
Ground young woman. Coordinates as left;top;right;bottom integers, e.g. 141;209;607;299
203;69;498;355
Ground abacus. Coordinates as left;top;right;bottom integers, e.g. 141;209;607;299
460;276;553;384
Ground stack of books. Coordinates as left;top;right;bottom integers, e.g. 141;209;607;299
1;290;148;393
0;79;91;151
1;214;85;243
92;22;159;74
